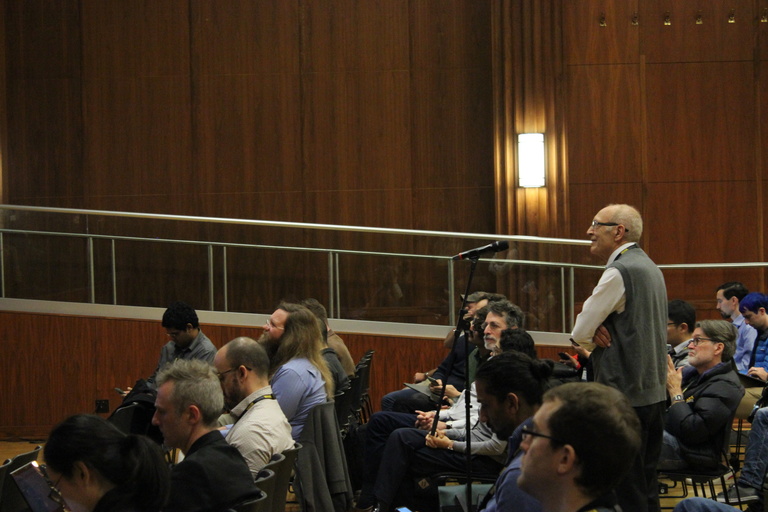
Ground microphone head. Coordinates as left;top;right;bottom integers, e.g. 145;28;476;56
494;240;510;252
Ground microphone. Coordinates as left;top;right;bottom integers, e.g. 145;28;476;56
452;240;509;260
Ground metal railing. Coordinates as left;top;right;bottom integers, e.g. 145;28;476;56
1;205;766;334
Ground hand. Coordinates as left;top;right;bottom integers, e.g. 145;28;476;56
425;431;454;450
573;344;591;359
123;386;132;397
748;367;768;381
414;409;436;429
428;378;444;393
442;384;461;399
413;372;427;383
593;325;612;348
666;355;683;394
560;353;578;368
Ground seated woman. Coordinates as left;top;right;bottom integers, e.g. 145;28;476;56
43;414;169;512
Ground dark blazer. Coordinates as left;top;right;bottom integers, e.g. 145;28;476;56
166;430;261;512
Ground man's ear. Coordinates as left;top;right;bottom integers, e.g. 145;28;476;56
505;392;520;414
186;404;203;425
556;444;579;476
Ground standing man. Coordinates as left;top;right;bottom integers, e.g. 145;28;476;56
147;301;216;388
716;282;757;373
517;382;641;512
571;204;667;512
214;337;294;478
152;360;260;512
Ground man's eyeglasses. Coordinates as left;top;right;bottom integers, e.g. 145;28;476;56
690;337;719;347
590;220;629;232
521;425;566;446
265;319;284;330
216;366;251;381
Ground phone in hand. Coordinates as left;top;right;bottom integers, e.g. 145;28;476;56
558;352;571;360
426;375;438;384
114;387;125;395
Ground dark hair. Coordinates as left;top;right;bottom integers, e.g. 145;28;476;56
475;351;551;407
486;300;525;329
300;298;330;344
225;337;270;379
718;282;750;302
667;299;696;332
740;292;768;315
44;414;169;511
499;328;537;358
544;383;641;499
161;301;199;330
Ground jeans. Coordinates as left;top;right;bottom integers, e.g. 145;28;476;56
673;497;737;512
740;407;768;490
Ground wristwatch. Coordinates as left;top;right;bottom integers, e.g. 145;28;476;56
672;394;685;403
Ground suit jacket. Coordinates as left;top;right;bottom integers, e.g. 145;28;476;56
167;430;261;512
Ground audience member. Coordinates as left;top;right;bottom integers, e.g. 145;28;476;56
354;307;494;510
571;204;667;512
667;299;696;368
260;302;333;440
146;301;216;388
43;414;169;512
474;351;553;512
152;360;260;512
301;297;357;377
716;406;768;508
482;300;524;353
517;382;642;512
716;281;757;373
214;336;294;478
736;292;768;419
372;351;552;512
659;320;744;470
496;327;537;358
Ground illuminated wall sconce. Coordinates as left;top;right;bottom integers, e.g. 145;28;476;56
517;133;546;188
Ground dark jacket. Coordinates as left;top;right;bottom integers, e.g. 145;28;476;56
664;362;744;468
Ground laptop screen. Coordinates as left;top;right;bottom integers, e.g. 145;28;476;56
11;461;71;512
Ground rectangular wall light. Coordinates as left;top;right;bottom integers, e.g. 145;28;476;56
517;133;546;188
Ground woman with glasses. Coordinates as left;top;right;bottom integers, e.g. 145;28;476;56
43;414;169;512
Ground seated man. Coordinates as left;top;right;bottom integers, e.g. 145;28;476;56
735;292;768;419
214;336;295;478
260;302;333;440
517;382;642;512
667;299;696;368
146;301;216;388
370;351;553;512
301;297;357;377
152;359;260;512
659;320;744;470
716;404;768;508
716;281;757;374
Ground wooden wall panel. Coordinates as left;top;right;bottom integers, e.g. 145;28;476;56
645;62;755;183
565;65;643;185
562;0;640;65
639;0;755;63
192;74;302;195
761;4;768;59
191;0;300;76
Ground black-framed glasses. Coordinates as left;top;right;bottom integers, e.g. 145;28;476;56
521;425;566;445
216;366;251;381
590;220;629;232
690;337;718;347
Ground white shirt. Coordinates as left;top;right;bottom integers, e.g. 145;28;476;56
571;243;635;350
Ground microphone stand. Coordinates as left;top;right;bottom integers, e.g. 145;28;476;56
430;256;479;512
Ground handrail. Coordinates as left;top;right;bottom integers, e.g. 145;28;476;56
2;205;767;335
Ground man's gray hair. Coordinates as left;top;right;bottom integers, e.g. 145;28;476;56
156;359;223;427
697;319;738;362
487;300;525;329
608;204;643;243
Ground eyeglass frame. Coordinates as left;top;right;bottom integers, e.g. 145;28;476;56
216;366;251;381
521;425;567;446
689;336;720;347
590;220;630;233
265;318;285;330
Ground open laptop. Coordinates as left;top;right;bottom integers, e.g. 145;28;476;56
11;461;71;512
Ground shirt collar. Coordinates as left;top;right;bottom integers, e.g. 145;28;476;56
230;385;273;418
606;242;637;266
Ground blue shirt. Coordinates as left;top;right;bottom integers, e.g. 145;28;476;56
271;357;327;441
733;314;757;373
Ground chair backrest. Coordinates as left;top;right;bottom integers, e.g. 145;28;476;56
254;468;276;510
268;443;301;512
0;459;11;506
334;386;355;432
1;445;42;512
229;491;269;512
